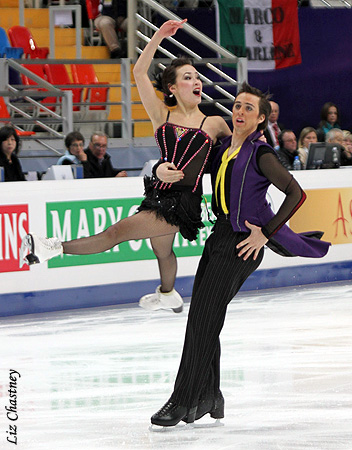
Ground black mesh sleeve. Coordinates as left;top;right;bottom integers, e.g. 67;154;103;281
257;148;306;239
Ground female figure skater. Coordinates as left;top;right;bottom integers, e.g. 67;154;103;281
20;19;231;314
150;83;330;428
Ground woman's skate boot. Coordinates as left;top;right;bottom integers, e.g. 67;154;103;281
20;233;63;267
139;285;183;313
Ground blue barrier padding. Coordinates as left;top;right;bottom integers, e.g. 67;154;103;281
1;261;351;317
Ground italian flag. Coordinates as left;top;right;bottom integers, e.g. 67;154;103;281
216;0;301;71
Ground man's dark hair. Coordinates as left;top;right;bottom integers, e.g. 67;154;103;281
236;82;272;131
64;131;85;150
278;129;294;149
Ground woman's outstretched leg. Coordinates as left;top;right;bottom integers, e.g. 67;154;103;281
139;234;183;313
21;211;179;265
62;211;178;254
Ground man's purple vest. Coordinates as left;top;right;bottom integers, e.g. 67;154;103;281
211;130;330;258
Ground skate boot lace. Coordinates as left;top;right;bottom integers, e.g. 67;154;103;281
156;401;176;416
149;296;160;305
37;236;61;250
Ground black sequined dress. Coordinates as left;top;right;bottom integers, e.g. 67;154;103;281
138;112;213;241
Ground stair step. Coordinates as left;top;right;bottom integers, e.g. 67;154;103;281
34;28;83;47
132;105;150;120
107;106;150;122
0;8;49;29
134;122;154;137
55;46;109;59
0;0;21;7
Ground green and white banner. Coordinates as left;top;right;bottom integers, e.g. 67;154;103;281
216;0;301;71
46;196;215;268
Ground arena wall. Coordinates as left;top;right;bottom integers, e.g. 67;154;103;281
0;169;351;317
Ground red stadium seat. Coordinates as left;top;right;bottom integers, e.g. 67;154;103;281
86;0;100;20
85;0;102;45
21;64;57;113
44;64;83;112
8;26;49;59
70;64;109;111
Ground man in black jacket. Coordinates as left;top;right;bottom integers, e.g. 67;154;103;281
85;132;127;178
276;130;299;170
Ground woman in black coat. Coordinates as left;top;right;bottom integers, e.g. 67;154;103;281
0;126;26;182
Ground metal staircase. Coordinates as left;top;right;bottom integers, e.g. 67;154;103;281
309;0;351;7
127;0;247;124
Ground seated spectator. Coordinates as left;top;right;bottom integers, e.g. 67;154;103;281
85;131;128;178
264;101;284;150
297;127;318;169
325;128;344;147
277;129;299;170
341;131;352;166
0;126;26;182
316;102;341;142
95;0;127;58
57;131;92;177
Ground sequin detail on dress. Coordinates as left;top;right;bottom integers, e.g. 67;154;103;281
154;119;213;194
137;116;213;241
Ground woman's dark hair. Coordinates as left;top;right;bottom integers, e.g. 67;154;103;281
319;101;340;127
64;131;85;150
236;82;272;131
0;125;20;154
154;57;194;107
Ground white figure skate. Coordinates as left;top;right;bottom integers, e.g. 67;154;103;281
20;233;63;267
139;285;183;313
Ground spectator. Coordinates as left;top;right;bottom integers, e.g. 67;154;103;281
277;129;299;170
85;131;128;178
0;126;26;182
341;131;352;166
316;102;341;142
297;127;318;169
325;128;344;147
57;131;94;178
264;101;284;150
95;0;127;59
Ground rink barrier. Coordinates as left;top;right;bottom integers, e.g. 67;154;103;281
1;260;351;317
0;170;351;317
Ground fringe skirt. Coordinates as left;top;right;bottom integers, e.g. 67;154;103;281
137;176;204;241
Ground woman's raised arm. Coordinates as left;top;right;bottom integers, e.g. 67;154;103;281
132;19;187;130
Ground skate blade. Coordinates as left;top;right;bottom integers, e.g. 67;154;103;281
192;419;224;428
149;423;194;433
19;235;32;268
140;303;184;314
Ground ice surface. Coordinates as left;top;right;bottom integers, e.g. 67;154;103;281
1;281;351;450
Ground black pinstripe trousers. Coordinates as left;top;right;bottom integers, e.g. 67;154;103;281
171;217;264;409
